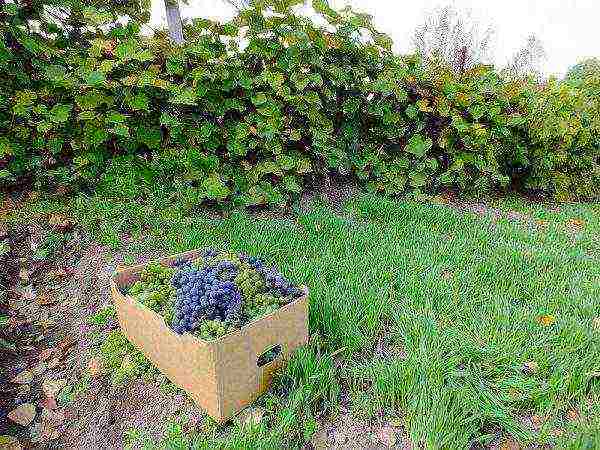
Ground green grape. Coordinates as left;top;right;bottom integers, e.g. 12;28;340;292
128;262;176;317
194;319;233;341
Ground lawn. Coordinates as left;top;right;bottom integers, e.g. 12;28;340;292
5;192;600;448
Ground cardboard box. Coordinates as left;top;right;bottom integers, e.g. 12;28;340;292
110;249;309;422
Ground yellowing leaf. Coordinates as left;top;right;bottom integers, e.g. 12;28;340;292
8;403;36;426
537;314;555;326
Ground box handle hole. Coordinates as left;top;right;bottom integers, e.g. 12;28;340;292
257;344;282;367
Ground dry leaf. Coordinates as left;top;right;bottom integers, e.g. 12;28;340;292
593;317;600;331
8;403;36;426
47;357;61;369
0;435;22;450
530;414;543;431
239;406;265;427
376;425;397;447
567;218;584;229
18;268;30;283
21;286;36;302
500;437;520;450
566;409;579;422
58;336;76;353
16;384;31;397
522;361;539;375
441;269;454;280
47;269;68;280
37;294;58;306
37;318;57;330
31;362;47;376
389;417;404;428
10;370;33;385
537;314;555;326
40;408;65;428
0;224;8;239
535;219;548;227
48;214;74;232
88;357;103;377
310;427;328;450
39;348;55;361
40;396;58;411
42;379;67;398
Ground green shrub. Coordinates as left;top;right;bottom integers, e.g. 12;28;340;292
1;0;598;202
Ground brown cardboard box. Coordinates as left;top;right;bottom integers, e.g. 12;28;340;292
110;249;309;422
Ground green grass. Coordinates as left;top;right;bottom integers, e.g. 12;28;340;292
10;191;600;448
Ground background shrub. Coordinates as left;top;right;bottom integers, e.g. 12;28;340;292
1;0;598;203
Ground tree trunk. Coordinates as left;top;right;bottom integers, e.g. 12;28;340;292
164;0;184;44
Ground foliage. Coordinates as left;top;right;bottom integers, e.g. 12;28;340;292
1;0;598;201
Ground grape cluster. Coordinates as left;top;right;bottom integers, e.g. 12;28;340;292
170;263;243;335
262;267;303;298
129;262;175;315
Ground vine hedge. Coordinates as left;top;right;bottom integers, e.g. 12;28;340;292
1;0;599;204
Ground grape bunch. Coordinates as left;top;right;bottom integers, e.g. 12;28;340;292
170;264;243;335
129;262;175;315
261;267;303;298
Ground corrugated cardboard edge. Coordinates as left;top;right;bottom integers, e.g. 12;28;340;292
110;250;309;421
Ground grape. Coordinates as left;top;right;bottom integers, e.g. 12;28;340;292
128;262;176;315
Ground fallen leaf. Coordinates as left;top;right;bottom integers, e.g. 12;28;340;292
376;425;397;447
40;408;64;428
37;318;57;330
593;317;600;331
18;268;30;283
535;219;548;227
37;294;58;306
42;378;67;397
88;357;103;377
567;218;584;229
311;427;328;450
58;336;76;353
522;361;539;375
8;403;36;426
389;417;404;428
530;414;543;431
441;269;454;280
537;314;555;326
550;428;564;437
500;437;520;450
47;269;68;280
567;409;579;422
10;370;33;385
21;286;36;302
16;385;31;397
31;362;47;376
39;348;55;361
0;435;22;450
47;357;61;369
48;214;74;232
239;406;265;427
121;354;133;370
40;396;58;410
